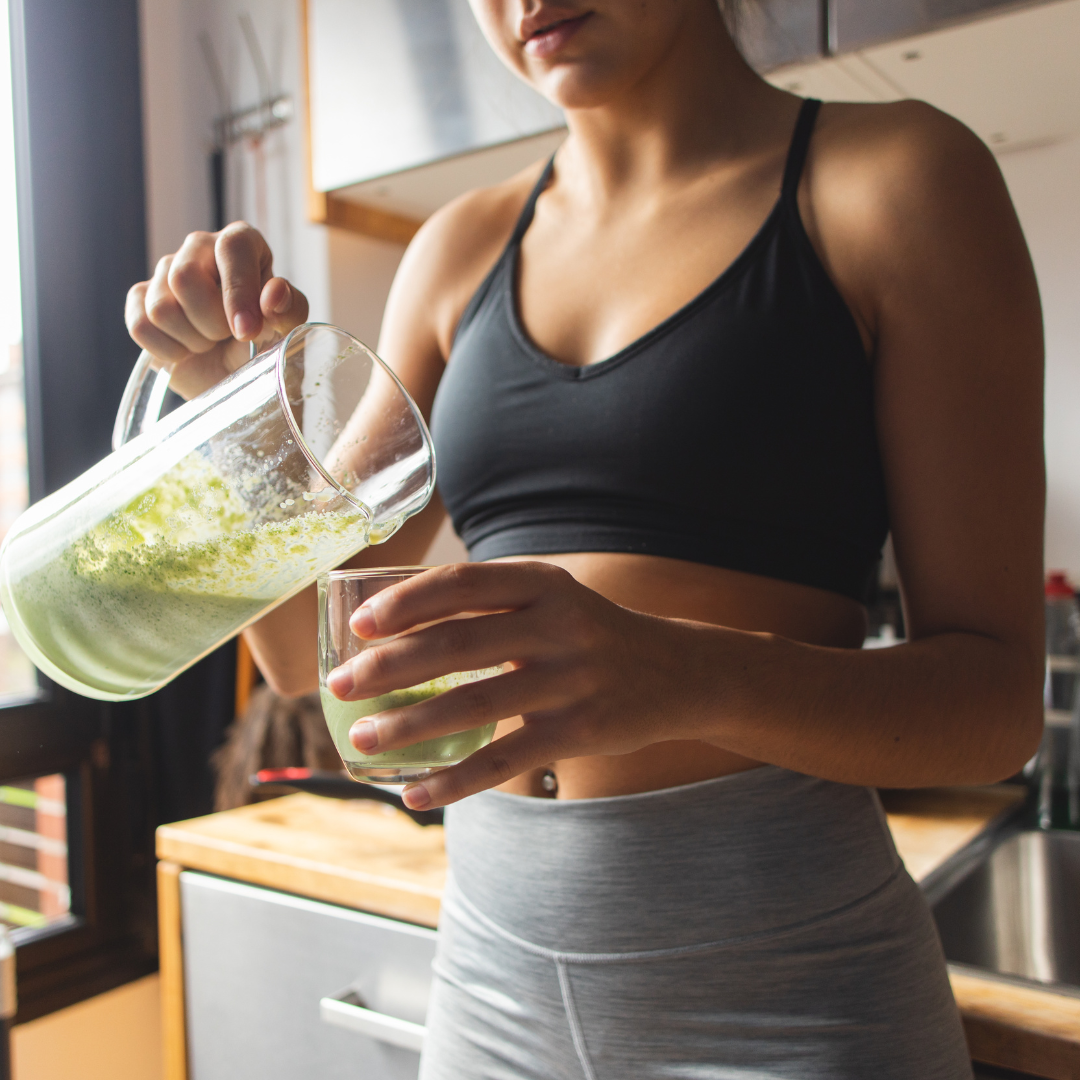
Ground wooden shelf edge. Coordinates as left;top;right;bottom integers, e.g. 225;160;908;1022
315;191;423;246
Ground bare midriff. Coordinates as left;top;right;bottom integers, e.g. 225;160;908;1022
490;551;868;800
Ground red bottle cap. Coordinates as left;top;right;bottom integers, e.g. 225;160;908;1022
1045;571;1075;598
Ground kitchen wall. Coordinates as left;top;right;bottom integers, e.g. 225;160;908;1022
140;0;329;315
140;0;416;342
997;134;1080;577
326;228;404;350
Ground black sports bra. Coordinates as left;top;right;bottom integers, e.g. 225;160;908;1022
429;99;889;604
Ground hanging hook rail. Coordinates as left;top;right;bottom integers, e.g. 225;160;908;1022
212;93;293;149
199;22;293;151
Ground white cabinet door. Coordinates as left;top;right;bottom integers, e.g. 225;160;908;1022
181;871;437;1080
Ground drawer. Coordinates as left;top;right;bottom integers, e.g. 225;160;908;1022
180;871;437;1080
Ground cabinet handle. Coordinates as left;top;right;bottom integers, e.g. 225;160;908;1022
320;989;426;1053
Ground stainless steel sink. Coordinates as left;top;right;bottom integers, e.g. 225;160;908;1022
931;829;1080;991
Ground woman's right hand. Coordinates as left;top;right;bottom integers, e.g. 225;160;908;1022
125;222;310;400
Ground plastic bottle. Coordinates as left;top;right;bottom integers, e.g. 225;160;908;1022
1038;572;1080;827
1044;571;1080;714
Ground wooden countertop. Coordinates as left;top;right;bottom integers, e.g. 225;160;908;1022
158;783;1080;1080
951;968;1080;1080
158;794;446;927
877;784;1026;882
157;784;1024;928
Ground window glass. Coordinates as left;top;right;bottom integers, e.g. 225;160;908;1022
0;0;35;701
0;774;69;930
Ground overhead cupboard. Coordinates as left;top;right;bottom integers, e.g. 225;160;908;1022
301;0;1080;244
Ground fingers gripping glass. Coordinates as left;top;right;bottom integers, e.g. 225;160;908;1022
318;568;500;785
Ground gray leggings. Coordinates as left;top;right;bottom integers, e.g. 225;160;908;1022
419;767;973;1080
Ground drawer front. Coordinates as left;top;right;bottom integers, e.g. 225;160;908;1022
181;871;437;1080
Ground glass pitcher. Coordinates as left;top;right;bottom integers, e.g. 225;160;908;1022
0;323;435;701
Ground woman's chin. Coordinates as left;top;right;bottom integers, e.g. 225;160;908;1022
528;65;636;112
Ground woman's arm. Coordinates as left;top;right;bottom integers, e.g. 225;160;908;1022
692;101;1045;784
754;100;1046;782
325;103;1045;808
127;172;538;696
242;178;542;695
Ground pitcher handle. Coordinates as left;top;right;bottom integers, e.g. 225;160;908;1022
112;349;173;451
112;341;263;451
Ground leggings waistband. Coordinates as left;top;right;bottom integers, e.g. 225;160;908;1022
444;767;901;953
442;862;905;963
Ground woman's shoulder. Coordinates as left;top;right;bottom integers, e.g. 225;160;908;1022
392;159;551;359
808;98;1005;240
800;98;1019;347
422;158;549;256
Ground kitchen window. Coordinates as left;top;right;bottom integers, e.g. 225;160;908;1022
0;0;30;705
0;775;69;932
0;0;236;1023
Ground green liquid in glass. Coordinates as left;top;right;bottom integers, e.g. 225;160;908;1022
320;671;497;780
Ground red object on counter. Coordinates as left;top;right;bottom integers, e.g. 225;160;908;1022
255;767;314;783
1045;571;1075;598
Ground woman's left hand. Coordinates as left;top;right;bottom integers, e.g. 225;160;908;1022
325;561;709;809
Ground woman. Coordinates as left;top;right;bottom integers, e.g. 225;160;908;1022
127;1;1044;1075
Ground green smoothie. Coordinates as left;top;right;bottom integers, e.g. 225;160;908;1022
4;454;370;700
320;670;498;782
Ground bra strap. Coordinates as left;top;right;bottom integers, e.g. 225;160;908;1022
509;156;556;244
781;98;822;201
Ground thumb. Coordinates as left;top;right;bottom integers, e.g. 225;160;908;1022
260;277;309;336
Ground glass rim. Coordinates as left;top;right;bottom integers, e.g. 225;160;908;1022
272;322;436;525
321;565;433;583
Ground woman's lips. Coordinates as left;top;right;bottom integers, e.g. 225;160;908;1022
523;13;591;59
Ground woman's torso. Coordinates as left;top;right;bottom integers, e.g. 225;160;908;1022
427;99;885;799
489;552;868;798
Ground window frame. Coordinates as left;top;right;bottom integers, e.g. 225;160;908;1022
2;0;163;1021
2;0;240;1022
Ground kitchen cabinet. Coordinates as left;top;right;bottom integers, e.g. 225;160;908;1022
831;0;1050;52
767;0;1080;153
180;871;434;1080
303;0;1080;245
156;796;444;1080
305;0;562;193
302;0;564;243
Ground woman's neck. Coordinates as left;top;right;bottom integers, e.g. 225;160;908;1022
556;10;796;200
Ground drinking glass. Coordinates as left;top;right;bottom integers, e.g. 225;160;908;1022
319;567;501;784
